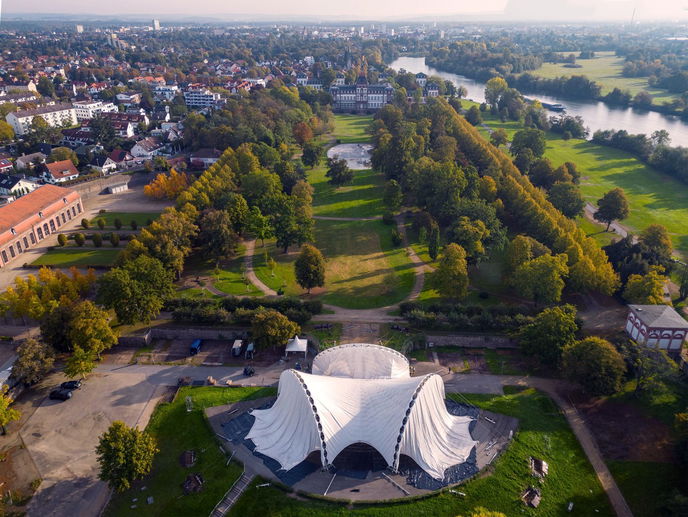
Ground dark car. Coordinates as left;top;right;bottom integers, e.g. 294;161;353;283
49;389;72;401
60;380;82;390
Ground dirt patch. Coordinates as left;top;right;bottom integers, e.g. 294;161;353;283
437;349;489;373
576;397;675;462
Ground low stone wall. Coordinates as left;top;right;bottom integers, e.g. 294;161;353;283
424;333;516;349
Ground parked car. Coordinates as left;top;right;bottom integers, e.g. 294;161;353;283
49;389;72;401
60;380;82;390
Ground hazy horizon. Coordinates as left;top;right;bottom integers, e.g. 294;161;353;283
2;0;688;22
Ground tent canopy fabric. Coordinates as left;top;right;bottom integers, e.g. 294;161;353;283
247;345;477;480
312;343;410;379
285;335;307;355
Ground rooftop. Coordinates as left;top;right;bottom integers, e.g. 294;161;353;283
629;304;688;329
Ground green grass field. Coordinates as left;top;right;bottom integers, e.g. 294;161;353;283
105;386;274;517
464;103;688;256
608;460;681;517
532;51;679;104
31;248;120;267
90;211;160;228
253;240;301;296
332;114;373;144
229;387;613;516
184;245;263;297
308;164;384;218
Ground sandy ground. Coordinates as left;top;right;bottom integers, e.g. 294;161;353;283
327;143;373;170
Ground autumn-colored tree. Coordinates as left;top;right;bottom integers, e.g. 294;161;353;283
144;169;189;200
512;254;569;305
292;121;313;147
251;309;300;350
623;265;668;305
0;385;20;434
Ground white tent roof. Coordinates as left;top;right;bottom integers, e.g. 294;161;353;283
312;343;410;379
285;335;307;354
247;346;476;480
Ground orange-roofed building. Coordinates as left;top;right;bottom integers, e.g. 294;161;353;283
0;184;83;267
40;160;80;183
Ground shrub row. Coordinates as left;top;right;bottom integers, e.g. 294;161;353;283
399;302;537;332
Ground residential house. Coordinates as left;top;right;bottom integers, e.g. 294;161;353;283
3;80;37;93
0;159;13;174
115;92;141;106
0;176;38;197
0;185;83;268
89;155;117;174
130;137;164;158
40;160;80;183
190;148;221;168
72;100;118;121
15;152;47;170
108;149;134;167
0;92;38;105
61;128;96;148
6;103;77;136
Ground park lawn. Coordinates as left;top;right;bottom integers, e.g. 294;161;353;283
229;388;613;517
531;51;680;103
31;248;120;267
316;219;416;309
253;240;301;296
575;216;617;247
544;136;688;256
332;114;373;144
213;246;263;297
308;163;385;218
608;460;681;517
90;211;160;228
176;287;222;300
105;386;275;517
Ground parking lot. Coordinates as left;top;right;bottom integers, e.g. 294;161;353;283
135;337;280;367
21;369;172;517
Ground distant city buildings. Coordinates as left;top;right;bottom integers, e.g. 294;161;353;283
153;19;161;31
6;104;77;136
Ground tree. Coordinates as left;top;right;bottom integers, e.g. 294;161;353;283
143;169;189;200
292;121;313;147
325;157;353;186
92;233;103;247
594;188;630;231
97;218;105;230
562;337;626;396
198;209;239;267
40;303;76;352
49;146;78;166
518;305;578;366
246;206;273;246
484;77;508;107
0;385;20;435
301;141;324;168
617;340;678;396
97;256;174;325
548;182;585;218
12;338;55;385
428;224;440;261
69;301;117;359
251;309;300;350
64;345;96;379
623;266;668;304
450;217;490;263
383;179;403;212
513;148;535;173
74;233;85;246
57;234;67;247
81;218;90;229
111;233;120;247
0;121;14;143
460;508;507;517
429;243;469;299
90;115;117;148
37;76;55;97
465;105;482;126
114;218;123;230
511;128;546;158
640;224;673;260
96;421;158;492
512;254;569;305
490;128;508;147
294;243;325;294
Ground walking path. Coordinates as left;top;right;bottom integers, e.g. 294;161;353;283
242;239;276;296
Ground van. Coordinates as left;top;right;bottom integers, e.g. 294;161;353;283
189;339;202;356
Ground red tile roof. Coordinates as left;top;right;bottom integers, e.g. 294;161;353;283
44;160;79;180
0;185;80;247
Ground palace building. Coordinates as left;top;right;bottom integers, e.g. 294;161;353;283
330;75;394;113
0;185;83;268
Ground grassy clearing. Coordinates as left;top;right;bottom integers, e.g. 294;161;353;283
229;388;613;516
31;248;120;267
317;219;415;309
253;240;301;296
308;163;384;218
575;216;616;248
332;114;373;144
90;211;160;228
532;51;679;103
306;322;343;350
105;386;274;517
608;461;681;517
467;103;688;256
184;245;263;297
176;287;222;300
545;136;688;255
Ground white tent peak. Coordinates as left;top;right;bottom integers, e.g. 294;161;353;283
285;335;308;358
247;344;477;480
312;342;409;379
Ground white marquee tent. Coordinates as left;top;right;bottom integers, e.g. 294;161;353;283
284;335;308;358
247;344;476;480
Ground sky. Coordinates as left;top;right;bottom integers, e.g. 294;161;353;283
2;0;688;21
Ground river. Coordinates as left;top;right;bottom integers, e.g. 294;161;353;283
388;56;688;147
